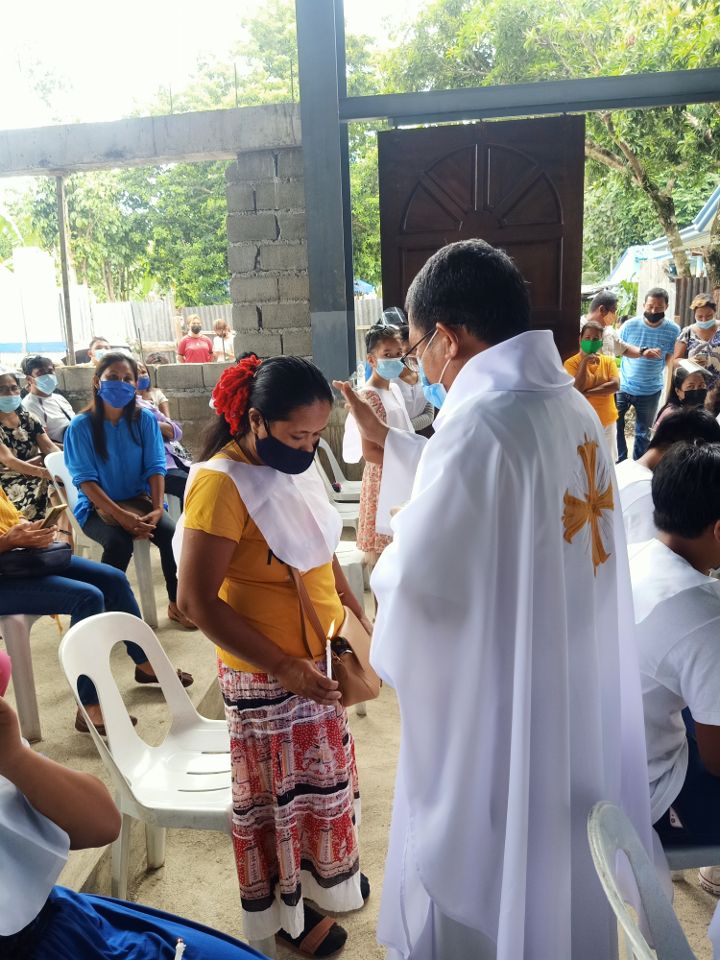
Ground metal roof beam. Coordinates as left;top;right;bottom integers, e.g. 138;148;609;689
339;69;720;125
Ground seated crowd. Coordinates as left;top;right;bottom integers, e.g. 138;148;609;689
5;274;720;959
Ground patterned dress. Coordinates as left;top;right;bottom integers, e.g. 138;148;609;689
677;324;720;386
0;409;50;520
356;390;392;558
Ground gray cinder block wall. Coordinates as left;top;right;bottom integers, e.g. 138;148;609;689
227;146;311;359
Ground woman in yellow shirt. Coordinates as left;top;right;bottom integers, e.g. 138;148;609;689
178;354;372;958
564;319;620;461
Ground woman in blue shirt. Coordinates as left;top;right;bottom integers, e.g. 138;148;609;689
64;353;195;629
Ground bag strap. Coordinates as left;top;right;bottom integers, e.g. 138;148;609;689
288;566;329;659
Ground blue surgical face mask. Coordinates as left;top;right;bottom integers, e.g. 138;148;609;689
255;423;318;475
375;358;404;380
94;349;108;361
696;318;717;330
137;375;152;391
417;332;450;409
35;373;57;395
0;395;21;413
98;379;136;409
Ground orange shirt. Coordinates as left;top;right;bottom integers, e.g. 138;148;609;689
0;488;21;535
564;352;619;427
183;444;344;673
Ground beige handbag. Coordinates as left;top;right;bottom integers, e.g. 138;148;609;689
289;567;380;708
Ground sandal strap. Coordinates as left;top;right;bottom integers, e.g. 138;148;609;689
298;916;336;956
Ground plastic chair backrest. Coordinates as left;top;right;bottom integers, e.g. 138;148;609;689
59;612;202;776
587;802;696;960
318;439;347;486
44;450;78;511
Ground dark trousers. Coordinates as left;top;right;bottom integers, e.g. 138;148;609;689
164;468;189;506
654;710;720;845
82;510;178;603
615;390;661;462
0;556;144;705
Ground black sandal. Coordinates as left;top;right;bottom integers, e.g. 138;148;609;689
277;905;347;958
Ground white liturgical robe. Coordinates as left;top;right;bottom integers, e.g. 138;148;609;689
370;330;653;960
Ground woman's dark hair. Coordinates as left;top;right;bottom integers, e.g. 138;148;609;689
656;365;709;420
648;407;720;450
653;441;720;537
21;355;53;377
405;239;530;343
365;324;401;355
145;352;170;365
201;353;333;461
84;351;140;461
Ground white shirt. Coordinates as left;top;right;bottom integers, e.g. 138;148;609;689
630;538;720;823
602;325;629;357
616;459;656;544
22;391;75;442
212;333;235;359
395;375;428;420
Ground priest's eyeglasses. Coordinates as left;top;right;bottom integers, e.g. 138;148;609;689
400;329;433;364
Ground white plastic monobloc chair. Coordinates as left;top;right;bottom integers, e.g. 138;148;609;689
317;439;362;502
314;463;360;535
45;451;159;628
0;615;42;742
59;612;232;900
587;801;697;960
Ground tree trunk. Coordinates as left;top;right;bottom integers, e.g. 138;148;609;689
597;116;692;278
706;202;720;290
103;260;115;301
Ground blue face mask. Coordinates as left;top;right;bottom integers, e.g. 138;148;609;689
137;375;152;391
35;373;57;396
256;424;318;475
94;349;108;362
696;318;717;330
375;358;404;380
0;395;21;413
417;332;449;409
98;379;137;409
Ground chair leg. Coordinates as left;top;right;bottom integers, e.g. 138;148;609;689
249;936;277;959
132;541;158;628
1;616;41;743
111;813;133;900
145;822;167;870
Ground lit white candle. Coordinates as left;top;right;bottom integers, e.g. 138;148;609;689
326;619;335;679
174;939;186;959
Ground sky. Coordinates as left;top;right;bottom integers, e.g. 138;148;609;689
0;0;426;131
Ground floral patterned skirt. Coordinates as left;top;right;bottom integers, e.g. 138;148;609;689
356;461;392;557
0;471;50;520
218;659;363;941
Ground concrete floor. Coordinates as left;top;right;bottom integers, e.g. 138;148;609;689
2;553;717;959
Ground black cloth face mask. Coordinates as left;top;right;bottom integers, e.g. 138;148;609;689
255;424;318;475
680;389;707;407
643;311;665;324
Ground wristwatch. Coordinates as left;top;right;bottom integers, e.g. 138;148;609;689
639;347;648;356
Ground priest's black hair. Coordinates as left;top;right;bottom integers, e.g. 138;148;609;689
647;407;720;450
405;239;530;345
200;353;332;460
653;441;720;538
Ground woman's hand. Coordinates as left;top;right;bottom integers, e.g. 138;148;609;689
159;422;174;441
138;508;164;528
274;656;342;707
0;520;56;552
115;510;156;539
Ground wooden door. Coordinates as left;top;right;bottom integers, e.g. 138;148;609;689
378;116;585;359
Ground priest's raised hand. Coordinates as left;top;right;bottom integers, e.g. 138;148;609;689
334;379;389;464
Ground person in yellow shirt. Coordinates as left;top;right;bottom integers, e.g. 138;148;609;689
178;354;372;958
564;319;620;461
0;487;192;734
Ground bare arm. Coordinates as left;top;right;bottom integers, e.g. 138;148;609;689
694;721;720;777
571;355;593;393
0;440;50;479
674;340;688;362
158;400;171;417
36;432;60;459
0;697;120;849
177;528;341;706
586;377;620;397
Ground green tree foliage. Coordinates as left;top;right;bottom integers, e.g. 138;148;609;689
384;0;720;279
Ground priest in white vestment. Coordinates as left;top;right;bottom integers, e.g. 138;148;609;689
337;239;653;960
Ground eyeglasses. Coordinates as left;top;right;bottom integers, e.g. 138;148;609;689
400;328;433;363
